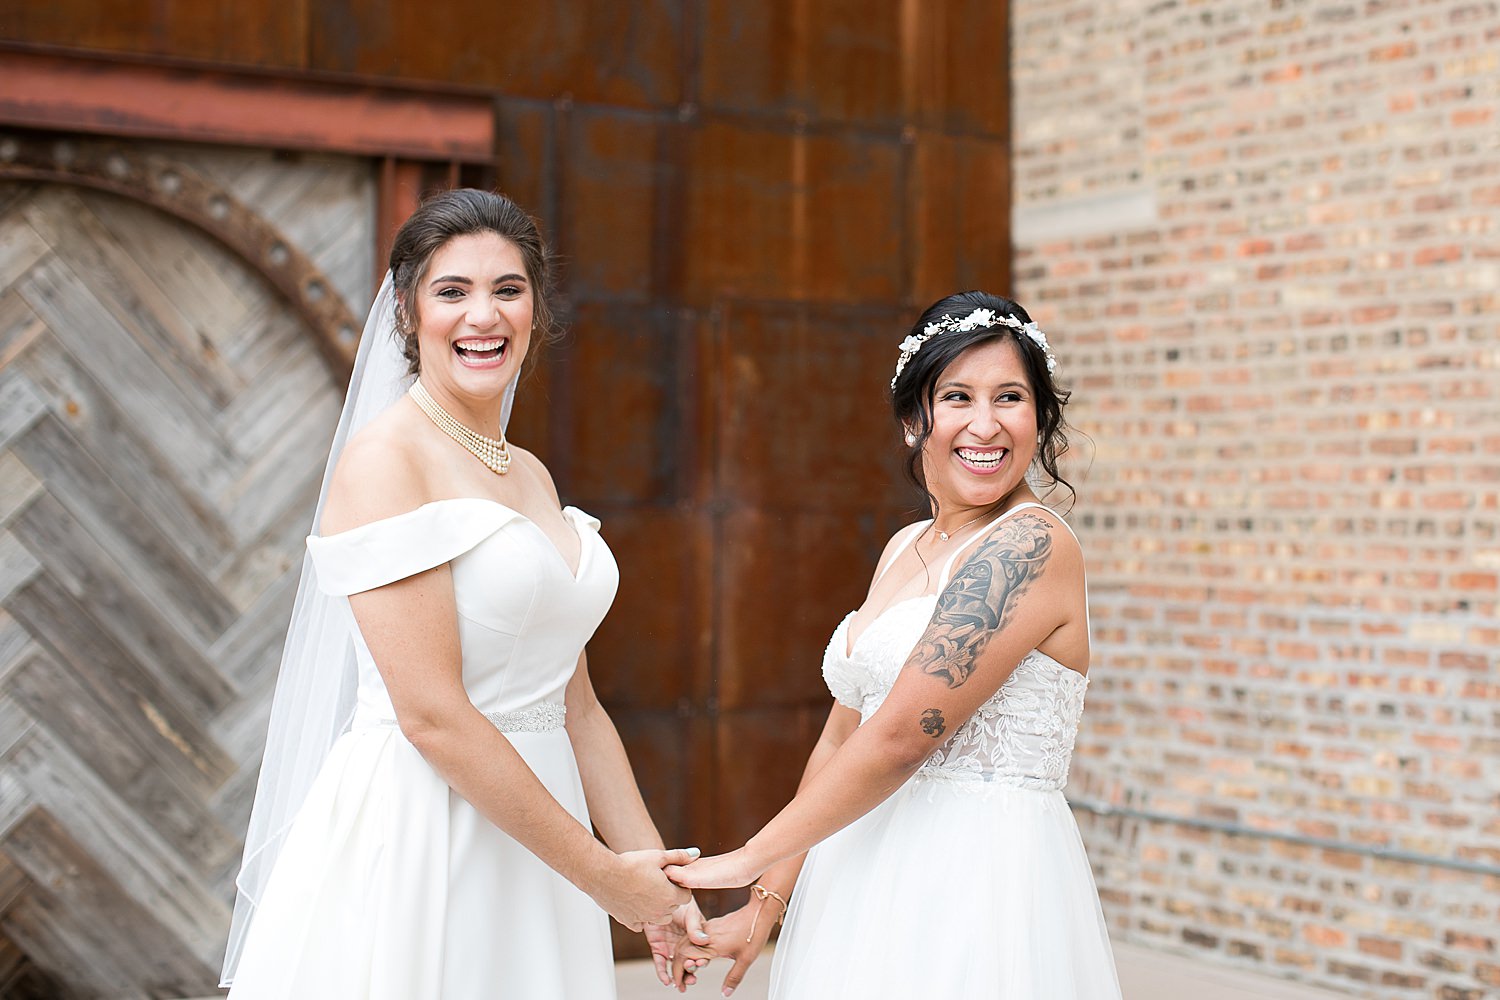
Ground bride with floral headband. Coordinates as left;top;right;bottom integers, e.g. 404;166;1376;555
667;291;1122;999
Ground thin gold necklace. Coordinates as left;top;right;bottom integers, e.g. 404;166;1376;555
932;504;1001;541
409;379;512;475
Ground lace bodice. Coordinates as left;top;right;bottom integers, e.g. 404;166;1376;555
822;592;1089;791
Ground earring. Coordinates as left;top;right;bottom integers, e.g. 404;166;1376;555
1037;432;1043;444
904;432;916;447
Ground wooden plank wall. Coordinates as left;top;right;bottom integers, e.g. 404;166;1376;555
0;0;1012;968
0;170;363;996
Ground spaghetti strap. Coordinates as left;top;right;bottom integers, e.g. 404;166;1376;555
872;520;932;588
936;502;1071;589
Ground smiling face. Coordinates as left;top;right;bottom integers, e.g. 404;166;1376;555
918;336;1039;513
407;231;533;404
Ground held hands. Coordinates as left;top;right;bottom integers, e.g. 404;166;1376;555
591;847;697;931
668;895;782;996
664;847;760;891
644;899;712;992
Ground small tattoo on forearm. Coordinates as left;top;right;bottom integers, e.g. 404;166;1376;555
919;708;946;738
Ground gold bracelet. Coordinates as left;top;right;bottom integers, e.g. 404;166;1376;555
746;883;789;943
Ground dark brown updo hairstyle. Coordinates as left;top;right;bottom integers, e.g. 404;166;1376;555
388;188;557;375
890;290;1074;511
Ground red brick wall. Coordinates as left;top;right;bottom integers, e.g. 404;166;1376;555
1012;1;1500;996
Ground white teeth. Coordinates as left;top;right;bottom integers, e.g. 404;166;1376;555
456;339;504;351
958;448;1005;467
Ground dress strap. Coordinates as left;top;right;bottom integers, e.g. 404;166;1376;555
936;502;1065;589
871;520;932;588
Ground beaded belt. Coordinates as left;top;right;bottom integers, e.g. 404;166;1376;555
357;703;566;735
484;703;566;733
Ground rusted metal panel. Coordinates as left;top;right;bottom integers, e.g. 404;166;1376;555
713;705;828;849
308;0;688;109
494;101;557;242
0;48;494;163
915;0;1010;135
706;300;916;713
587;508;711;711
701;0;905;126
908;131;1012;303
679;123;907;305
681;121;800;302
701;0;1007;132
563;304;689;504
564;110;681;301
0;1;309;68
716;508;873;710
711;302;913;511
801;132;905;302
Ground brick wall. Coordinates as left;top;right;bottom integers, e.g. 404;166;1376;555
1011;1;1500;997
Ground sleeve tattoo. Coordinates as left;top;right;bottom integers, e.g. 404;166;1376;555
909;513;1054;699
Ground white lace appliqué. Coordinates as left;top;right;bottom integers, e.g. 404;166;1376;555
821;600;1088;793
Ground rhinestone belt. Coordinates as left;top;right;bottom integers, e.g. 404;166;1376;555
358;702;566;735
484;702;566;733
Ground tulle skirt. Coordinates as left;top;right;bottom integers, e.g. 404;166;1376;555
226;726;615;1000
769;774;1121;999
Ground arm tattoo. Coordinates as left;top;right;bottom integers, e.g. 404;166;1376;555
920;708;946;738
909;513;1054;690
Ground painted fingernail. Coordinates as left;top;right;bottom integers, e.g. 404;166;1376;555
687;846;701;858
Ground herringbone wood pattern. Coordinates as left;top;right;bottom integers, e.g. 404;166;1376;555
0;178;357;998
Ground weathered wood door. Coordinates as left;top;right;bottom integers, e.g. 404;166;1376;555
0;176;354;997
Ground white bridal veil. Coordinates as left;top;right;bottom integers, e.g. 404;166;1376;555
221;273;516;984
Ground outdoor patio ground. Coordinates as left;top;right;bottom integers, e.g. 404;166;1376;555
614;940;1356;1000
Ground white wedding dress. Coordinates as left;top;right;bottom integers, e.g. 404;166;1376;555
770;503;1122;999
227;498;619;999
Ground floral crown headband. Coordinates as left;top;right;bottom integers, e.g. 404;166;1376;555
891;307;1057;389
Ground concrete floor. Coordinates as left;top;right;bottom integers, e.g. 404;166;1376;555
614;941;1356;1000
195;939;1356;999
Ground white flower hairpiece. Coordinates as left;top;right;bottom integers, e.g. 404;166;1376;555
890;307;1057;388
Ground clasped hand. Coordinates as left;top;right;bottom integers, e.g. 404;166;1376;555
651;849;772;994
594;847;697;931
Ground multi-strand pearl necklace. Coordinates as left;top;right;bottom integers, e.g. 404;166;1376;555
408;379;512;475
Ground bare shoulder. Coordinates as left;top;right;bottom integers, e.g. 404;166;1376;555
993;505;1081;559
964;505;1083;582
320;403;431;535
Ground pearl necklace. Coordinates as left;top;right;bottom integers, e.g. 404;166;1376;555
408;380;512;475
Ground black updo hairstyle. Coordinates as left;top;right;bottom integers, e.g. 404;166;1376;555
388;188;558;376
890;290;1074;512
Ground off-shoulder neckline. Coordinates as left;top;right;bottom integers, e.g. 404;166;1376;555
313;498;597;581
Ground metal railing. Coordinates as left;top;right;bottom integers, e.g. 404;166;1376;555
1069;799;1500;878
